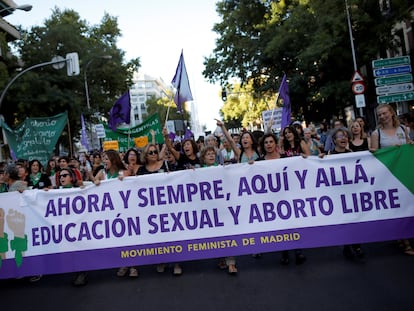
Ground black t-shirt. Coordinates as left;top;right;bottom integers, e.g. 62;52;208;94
26;173;52;189
137;161;170;175
177;154;201;170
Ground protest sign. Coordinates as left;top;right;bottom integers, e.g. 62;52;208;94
103;113;163;152
0;112;67;165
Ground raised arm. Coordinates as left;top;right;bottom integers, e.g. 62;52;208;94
215;119;241;160
162;127;180;160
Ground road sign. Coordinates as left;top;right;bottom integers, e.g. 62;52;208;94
377;91;414;104
355;94;366;108
374;74;413;86
372;56;410;69
352;82;366;94
351;71;364;82
373;65;412;77
376;83;413;95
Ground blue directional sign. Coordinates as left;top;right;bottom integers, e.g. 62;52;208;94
373;65;412;77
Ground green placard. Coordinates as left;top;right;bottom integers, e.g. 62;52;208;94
0;112;68;165
103;113;164;152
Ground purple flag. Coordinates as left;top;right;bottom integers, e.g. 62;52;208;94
279;74;291;129
171;51;193;113
184;128;193;140
80;114;90;151
109;91;131;131
168;132;176;141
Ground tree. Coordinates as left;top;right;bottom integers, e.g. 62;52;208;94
1;8;139;151
204;0;413;125
145;95;191;129
220;80;274;130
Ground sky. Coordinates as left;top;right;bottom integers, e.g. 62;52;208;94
5;0;224;133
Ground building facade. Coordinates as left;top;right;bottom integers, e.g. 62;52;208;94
129;72;171;127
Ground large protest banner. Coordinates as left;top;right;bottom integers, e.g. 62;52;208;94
0;112;68;166
0;146;413;279
103;113;164;152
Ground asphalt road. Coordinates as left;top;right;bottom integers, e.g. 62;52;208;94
1;240;413;311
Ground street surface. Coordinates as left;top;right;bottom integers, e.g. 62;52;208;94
1;240;413;311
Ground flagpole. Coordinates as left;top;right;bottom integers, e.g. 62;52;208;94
164;97;172;126
66;118;73;158
128;126;131;149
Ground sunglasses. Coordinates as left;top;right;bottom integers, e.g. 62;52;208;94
59;173;70;178
147;150;158;155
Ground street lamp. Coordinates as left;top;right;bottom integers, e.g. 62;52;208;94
84;55;112;110
83;55;112;150
0;4;33;15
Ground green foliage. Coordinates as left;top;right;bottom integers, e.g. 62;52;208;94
204;0;413;124
220;80;275;129
0;7;138;151
144;94;191;128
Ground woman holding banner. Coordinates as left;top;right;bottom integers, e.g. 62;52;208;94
137;144;183;275
199;145;238;274
25;159;52;190
279;126;310;265
328;127;365;261
370;104;414;256
55;167;89;286
94;150;137;277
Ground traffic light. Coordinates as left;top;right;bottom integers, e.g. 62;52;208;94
66;52;80;76
221;90;227;101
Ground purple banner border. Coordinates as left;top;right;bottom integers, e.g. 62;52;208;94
1;217;414;279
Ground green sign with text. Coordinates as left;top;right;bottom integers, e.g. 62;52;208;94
377;92;414;104
375;74;413;86
372;56;410;69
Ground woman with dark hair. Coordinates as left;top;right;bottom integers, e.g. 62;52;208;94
215;120;259;164
123;148;142;176
328;127;365;261
279;126;310;265
280;126;311;157
55;166;88;286
25;159;52;189
257;133;280;160
355;116;370;138
94;150;136;277
58;167;79;188
94;150;127;183
90;153;104;180
163;128;200;169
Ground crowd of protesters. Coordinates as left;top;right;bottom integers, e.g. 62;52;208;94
0;104;413;286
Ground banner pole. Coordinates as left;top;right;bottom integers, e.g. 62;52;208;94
67;119;73;157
